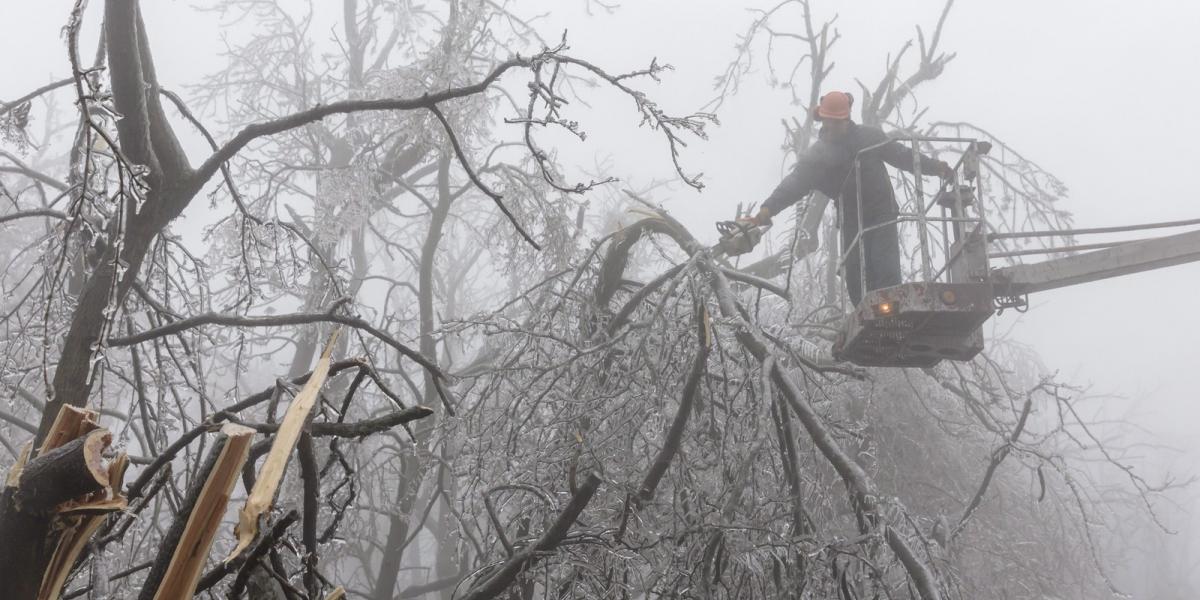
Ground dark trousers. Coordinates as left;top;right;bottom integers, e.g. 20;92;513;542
840;212;902;306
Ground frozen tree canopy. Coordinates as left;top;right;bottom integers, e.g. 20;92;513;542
0;1;1196;599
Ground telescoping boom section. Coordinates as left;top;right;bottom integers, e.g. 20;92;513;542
833;136;1200;368
989;227;1200;296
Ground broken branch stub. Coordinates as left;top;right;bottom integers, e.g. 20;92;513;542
227;328;341;561
147;423;256;600
0;405;125;600
36;454;129;600
16;429;112;514
37;405;100;456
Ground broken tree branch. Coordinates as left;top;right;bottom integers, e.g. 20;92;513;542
228;330;340;561
139;424;255;600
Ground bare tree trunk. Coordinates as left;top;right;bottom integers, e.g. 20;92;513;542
39;0;194;443
373;454;422;600
373;152;453;600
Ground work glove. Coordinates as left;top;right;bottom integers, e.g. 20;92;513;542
931;160;954;179
737;207;773;227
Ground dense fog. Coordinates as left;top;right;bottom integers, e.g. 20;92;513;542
2;1;1197;598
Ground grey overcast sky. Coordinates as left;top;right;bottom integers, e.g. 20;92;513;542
6;0;1198;515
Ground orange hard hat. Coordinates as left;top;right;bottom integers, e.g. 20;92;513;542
813;91;853;121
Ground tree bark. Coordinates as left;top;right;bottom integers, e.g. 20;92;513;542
372;457;422;600
138;424;254;600
39;0;195;444
458;474;601;600
0;430;112;600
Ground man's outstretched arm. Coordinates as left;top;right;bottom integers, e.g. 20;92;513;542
752;158;820;224
879;136;952;178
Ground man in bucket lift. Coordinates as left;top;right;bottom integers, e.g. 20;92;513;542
739;91;952;305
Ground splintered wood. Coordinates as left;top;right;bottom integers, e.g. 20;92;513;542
151;423;256;600
9;405;129;600
228;328;341;561
37;405;100;455
36;454;129;600
5;442;31;488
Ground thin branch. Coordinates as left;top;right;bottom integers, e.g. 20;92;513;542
428;104;540;250
952;382;1036;541
108;311;444;380
636;304;710;506
194;55;538;186
0;77;74;114
0;150;69;191
0;208;69;226
237;406;434;438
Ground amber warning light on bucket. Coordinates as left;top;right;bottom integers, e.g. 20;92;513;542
873;301;897;317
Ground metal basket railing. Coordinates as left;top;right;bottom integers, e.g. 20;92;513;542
834;135;992;307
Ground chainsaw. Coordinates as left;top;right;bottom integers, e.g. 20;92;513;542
715;219;766;257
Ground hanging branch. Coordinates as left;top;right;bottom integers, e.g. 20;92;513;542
428;103;540;250
458;473;602;600
635;303;711;506
702;258;942;600
952;383;1037;541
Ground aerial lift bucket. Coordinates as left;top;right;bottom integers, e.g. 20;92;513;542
834;137;994;368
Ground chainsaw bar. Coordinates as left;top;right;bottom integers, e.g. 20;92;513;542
715;220;764;257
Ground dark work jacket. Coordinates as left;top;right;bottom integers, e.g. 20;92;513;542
762;122;941;224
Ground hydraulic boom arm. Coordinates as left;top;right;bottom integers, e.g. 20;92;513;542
990;228;1200;296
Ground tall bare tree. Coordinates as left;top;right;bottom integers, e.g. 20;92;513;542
0;1;711;598
0;2;1183;599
